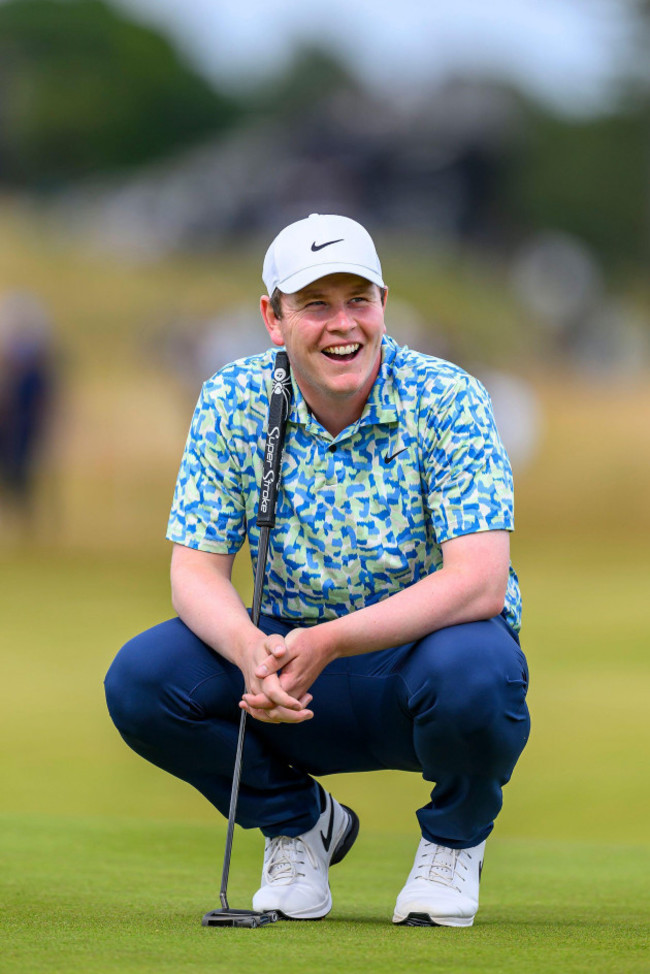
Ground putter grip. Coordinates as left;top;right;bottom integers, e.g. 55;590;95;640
256;350;292;528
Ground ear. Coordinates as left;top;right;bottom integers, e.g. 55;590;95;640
378;286;387;336
260;295;284;347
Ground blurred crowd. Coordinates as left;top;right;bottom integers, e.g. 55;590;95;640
0;291;58;529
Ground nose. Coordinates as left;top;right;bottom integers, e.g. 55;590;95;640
328;303;354;332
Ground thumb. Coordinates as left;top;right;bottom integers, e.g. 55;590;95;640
255;653;283;678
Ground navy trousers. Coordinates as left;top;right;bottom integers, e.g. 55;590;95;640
104;614;530;849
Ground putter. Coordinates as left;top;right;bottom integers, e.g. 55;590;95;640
203;350;293;929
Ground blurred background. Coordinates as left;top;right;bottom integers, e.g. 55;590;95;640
1;0;649;846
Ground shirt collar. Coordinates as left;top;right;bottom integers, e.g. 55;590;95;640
357;334;400;427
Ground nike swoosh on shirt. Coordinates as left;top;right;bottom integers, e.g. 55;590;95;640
383;447;407;464
311;239;344;252
320;797;335;852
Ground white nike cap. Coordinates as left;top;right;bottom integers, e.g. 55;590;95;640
262;213;385;295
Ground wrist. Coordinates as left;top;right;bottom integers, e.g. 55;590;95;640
306;619;341;665
229;622;264;667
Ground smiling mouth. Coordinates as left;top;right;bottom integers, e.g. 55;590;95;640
322;343;361;362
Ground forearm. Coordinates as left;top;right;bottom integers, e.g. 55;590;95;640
314;571;499;661
257;544;506;704
306;531;509;663
170;545;259;665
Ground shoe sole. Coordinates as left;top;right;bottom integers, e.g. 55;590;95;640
276;912;325;921
394;912;475;928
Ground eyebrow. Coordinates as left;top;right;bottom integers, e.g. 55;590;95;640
296;281;375;301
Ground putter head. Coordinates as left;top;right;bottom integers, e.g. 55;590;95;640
202;908;280;928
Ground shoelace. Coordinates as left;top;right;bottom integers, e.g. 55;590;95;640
415;842;470;892
263;835;319;885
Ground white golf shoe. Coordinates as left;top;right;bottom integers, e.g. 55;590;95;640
252;791;359;920
392;837;486;927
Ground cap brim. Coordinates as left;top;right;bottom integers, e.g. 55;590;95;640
276;262;385;294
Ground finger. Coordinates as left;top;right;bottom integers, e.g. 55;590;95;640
240;700;313;723
242;691;313;714
265;638;287;659
244;679;304;711
277;671;314;702
242;691;303;712
241;693;275;710
264;699;314;722
255;654;284;678
270;709;313;723
240;704;282;724
261;634;286;657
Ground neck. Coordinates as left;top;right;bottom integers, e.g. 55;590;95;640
309;398;365;437
298;365;380;437
291;345;383;436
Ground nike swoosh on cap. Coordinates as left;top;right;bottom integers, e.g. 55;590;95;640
311;239;344;252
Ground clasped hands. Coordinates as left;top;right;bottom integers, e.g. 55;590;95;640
239;627;327;724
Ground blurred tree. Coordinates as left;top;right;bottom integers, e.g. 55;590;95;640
508;0;650;270
0;0;238;187
249;45;361;118
506;100;648;270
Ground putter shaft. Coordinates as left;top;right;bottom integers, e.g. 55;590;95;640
206;352;291;926
218;524;271;909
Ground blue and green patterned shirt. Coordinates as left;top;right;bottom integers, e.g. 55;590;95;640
167;335;522;631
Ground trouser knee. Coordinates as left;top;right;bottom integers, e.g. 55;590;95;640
405;619;530;774
104;635;163;739
407;620;526;716
104;621;199;738
105;618;243;742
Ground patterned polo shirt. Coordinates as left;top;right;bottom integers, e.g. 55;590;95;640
167;335;522;631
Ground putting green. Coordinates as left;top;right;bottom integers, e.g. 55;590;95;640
1;544;649;973
2;815;648;974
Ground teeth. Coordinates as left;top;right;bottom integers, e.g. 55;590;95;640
323;343;360;355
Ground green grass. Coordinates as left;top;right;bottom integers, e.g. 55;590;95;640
2;816;648;974
2;544;648;842
1;546;649;972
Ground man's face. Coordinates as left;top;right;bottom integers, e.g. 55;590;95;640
261;273;386;426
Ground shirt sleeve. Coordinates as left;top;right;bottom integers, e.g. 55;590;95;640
423;373;515;544
166;381;247;553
